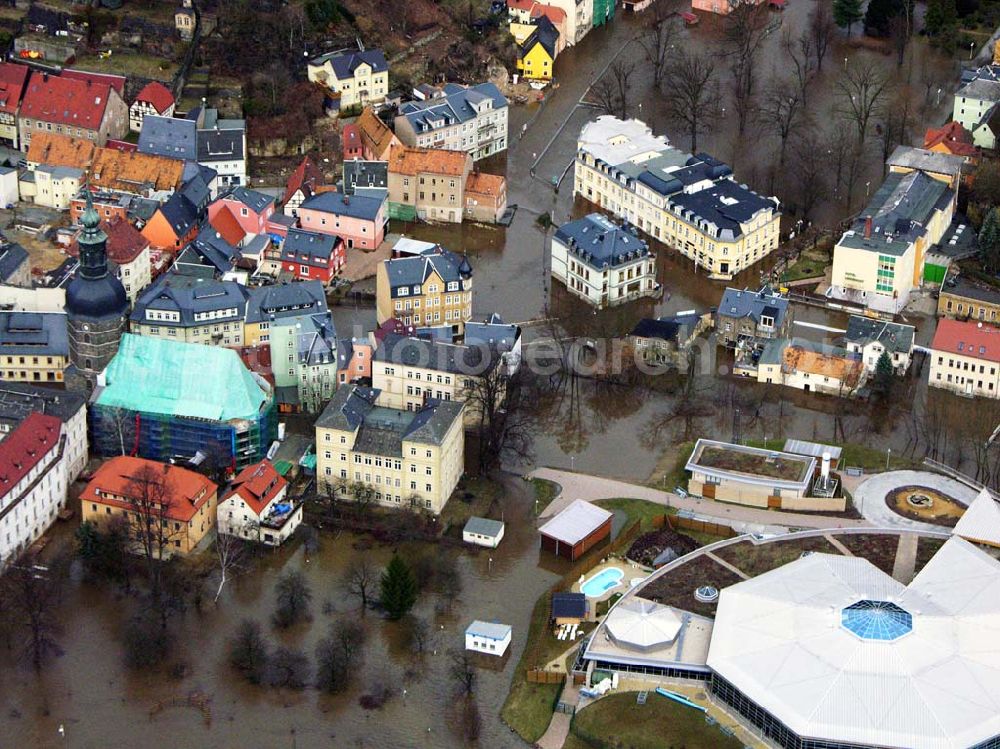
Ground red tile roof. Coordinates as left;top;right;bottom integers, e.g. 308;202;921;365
62;68;126;95
21;71;114;130
924;121;978;158
508;0;536;10
225;460;287;516
0;412;61;497
134;81;174;113
531;3;567;23
81;456;217;523
281;156;325;207
931;319;1000;364
209;205;246;246
67;216;150;265
0;62;29;116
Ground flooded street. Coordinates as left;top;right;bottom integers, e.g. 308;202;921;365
0;478;573;749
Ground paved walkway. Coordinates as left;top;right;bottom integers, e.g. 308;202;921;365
536;681;580;749
706;551;750;580
824;534;855;557
531;468;870;532
851;470;977;533
892;532;919;584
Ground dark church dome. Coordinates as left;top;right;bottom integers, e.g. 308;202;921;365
65;190;128;320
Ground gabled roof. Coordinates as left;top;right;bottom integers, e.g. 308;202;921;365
953;489;1000;546
208;205;246;246
539;500;613;545
465;171;505;198
67;216;149;265
0;241;28;282
311;48;388;78
21;71;113;130
554;213;650;269
133;81;174;113
382;245;473;296
299;190;385;221
90;147;185;193
387;144;470;177
398;82;508;134
282;228;340;264
138;115;197;161
81;456;216;523
197;117;245;163
281;156;324;206
225;459;286;516
156;192;199;238
62;69;125;96
718;286;789;325
343;159;387;194
924;121;978;157
630;313;700;343
0;63;29;117
886;146;966;179
930;318;1000;363
245;280;327;324
520;15;558;59
844;315;915;354
531;2;567;23
224;186;274;215
0;412;61;497
357;107;397;157
26;132;96;169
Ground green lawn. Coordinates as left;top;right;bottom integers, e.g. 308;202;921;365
439;476;503;533
594;498;671;531
75;52;178;82
741;439;916;472
570;691;744;749
501;593;564;743
782;247;831;283
532;477;560;516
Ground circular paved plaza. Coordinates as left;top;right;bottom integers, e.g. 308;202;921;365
852;470;978;532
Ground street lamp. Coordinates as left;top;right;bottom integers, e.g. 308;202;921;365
936;87;942;107
970;41;976;60
844;56;848;69
865;181;871;200
886;447;892;470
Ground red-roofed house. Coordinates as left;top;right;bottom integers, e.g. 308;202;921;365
281;156;326;218
207;186;276;237
62;69;126;96
19;71;128;148
0;412;66;559
929;318;1000;398
129;81;176;133
80;456;218;556
217;460;300;545
67;216;151;303
530;3;568;52
343;123;363;161
209;204;247;246
0;62;29;148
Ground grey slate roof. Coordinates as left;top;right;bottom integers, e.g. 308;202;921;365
130;272;248;327
316;384;463;448
244;280;327;324
886;146;965;178
718;286;790;326
175;227;239;276
197;112;245;163
0;311;68;356
282;228;340;266
957;77;1000;103
311;48;388;78
464;313;519;350
942;277;1000;305
300;190;386;221
382;247;473;297
521;15;558;59
343;160;388;194
398;82;507;134
158;192;199;237
554;213;650;270
375;333;503;376
0;381;85;427
138;115;197;161
0;241;28;283
630;312;701;342
464;516;504;538
226;186;274;214
670;177;776;237
180;173;211;214
274;311;337;366
844;315;915;354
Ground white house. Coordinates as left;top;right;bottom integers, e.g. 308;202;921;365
463;516;505;548
0;166;17;208
550;213;660;309
129;81;176;133
217;460;302;546
465;620;512;657
0;412;68;562
953;76;1000;150
843;315;915;375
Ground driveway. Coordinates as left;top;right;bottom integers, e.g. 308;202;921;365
530;468;870;532
850;470;977;533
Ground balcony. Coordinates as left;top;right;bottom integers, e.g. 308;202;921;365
259;500;300;531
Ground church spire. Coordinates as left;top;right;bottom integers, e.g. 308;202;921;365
77;187;109;281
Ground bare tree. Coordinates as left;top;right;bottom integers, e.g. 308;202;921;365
272;570;312;629
214;533;247;603
344;554;376;613
639;12;678;90
0;549;67;671
105;406;135;456
724;0;773;134
229;618;270;684
661;49;721;152
809;3;836;71
449;649;477;696
878;87;915;176
789;131;827;220
757;77;804;165
466;366;535;474
315;619;367;694
590;58;637;120
780;29;816;104
836;60;892;144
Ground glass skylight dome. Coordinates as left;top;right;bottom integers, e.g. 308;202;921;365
841;600;913;641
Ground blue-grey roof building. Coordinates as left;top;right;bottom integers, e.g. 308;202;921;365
343;159;388;195
551;213;660;308
130;273;249;347
574;116;781;280
0;311;70;383
306;48;389;113
394;82;508;161
138;115;198;161
0;239;29;287
716;286;792;348
376;243;474;335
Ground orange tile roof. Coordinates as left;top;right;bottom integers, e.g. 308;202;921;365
225;460;287;516
281;156;324;206
81;456;217;523
465;171;506;198
67;215;150;264
531;3;567;23
209;205;246;246
89;147;185;193
924;121;978;158
783;345;863;385
388;144;470;177
26;132;96;169
357;106;398;157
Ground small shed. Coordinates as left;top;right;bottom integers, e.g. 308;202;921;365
782;439;843;469
465;620;512;656
463;516;505;548
539;500;613;561
551;592;588;625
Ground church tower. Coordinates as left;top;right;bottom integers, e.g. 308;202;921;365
65;190;128;390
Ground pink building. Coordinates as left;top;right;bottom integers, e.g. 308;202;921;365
297;190;388;251
207;186;276;237
337;337;373;384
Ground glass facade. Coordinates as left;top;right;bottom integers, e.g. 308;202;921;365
841;600;913;641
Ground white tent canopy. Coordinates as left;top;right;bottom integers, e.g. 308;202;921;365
606;598;682;652
952;488;1000;547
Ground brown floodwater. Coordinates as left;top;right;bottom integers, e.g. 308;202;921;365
0;476;574;749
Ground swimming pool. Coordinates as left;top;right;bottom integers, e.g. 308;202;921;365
581;567;624;598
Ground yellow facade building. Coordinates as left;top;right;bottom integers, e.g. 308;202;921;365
306;49;389;113
315;385;465;514
573;116;780;280
0;311;69;384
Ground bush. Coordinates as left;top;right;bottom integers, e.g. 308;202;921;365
315;619;368;694
268;646;310;689
229;619;269;685
272;570;312;629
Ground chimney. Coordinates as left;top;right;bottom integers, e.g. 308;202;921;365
821;452;831;482
864;216;873;239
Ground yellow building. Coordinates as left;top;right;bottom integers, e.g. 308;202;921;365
80;456;218;557
315;385;465;514
376;241;474;337
573;116;781;280
0;311;70;384
306;48;389;113
517;19;557;81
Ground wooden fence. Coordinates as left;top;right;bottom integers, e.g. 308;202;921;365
526;669;565;684
669;515;736;539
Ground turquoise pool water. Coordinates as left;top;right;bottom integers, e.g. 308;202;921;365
581;567;624;598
